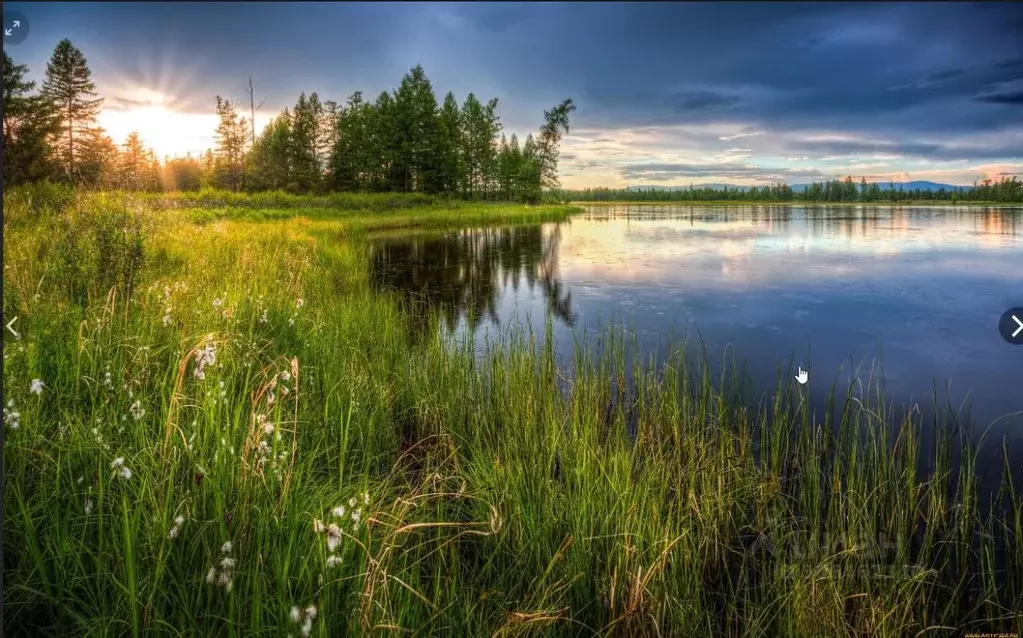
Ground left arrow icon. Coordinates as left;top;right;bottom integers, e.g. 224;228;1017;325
5;317;20;339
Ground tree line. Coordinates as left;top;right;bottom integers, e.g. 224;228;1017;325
3;39;576;203
567;175;1023;203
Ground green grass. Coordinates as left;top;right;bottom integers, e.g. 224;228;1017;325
3;187;1022;636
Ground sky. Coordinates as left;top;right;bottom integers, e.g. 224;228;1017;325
6;2;1023;188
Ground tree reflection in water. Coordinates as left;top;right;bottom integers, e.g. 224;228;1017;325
369;224;575;340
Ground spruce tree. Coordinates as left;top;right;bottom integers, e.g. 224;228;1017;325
42;39;103;179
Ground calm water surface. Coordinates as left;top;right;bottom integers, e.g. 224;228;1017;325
370;205;1023;461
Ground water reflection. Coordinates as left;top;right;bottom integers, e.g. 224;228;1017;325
369;225;575;339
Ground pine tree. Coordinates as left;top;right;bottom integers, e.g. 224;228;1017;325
247;109;293;191
329;92;369;191
536;98;576;191
290;92;321;192
42;39;104;180
3;52;60;184
392;65;441;193
436;92;463;196
213;96;248;191
76;127;118;189
119;132;148;191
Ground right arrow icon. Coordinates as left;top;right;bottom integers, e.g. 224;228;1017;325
998;308;1023;345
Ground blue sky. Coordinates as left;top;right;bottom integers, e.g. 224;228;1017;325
6;2;1023;187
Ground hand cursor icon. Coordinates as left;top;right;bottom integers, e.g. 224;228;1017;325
795;367;808;385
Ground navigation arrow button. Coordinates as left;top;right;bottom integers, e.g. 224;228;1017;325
998;307;1023;345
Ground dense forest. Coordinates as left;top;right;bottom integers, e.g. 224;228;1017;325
566;175;1023;204
2;40;575;203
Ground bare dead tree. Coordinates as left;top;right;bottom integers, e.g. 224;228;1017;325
245;75;267;145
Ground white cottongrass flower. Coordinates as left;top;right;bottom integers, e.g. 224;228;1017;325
110;457;133;480
103;370;113;388
351;509;362;525
326;523;341;552
332;506;346;518
169;515;186;540
259;309;269;324
362;492;370;505
129;400;146;421
3;400;21;430
194;344;217;380
326;554;342;568
84;498;94;514
30;379;44;395
207;541;236;591
296;298;304;309
289;604;318;638
313;519;325;533
213;297;224;309
279;370;291;382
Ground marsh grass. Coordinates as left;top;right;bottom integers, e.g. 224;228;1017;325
3;188;1021;636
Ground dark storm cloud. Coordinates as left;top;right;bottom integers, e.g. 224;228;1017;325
975;91;1023;106
9;1;1023;180
786;139;1023;162
620;162;826;182
670;91;741;113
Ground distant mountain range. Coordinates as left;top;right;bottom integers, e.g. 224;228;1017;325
627;181;972;192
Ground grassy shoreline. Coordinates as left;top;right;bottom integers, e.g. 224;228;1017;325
3;188;1021;636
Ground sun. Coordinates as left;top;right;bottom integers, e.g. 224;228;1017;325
98;88;217;159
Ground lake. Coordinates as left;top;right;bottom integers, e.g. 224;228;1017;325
370;204;1023;473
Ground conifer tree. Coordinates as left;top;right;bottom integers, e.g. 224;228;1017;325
42;39;103;179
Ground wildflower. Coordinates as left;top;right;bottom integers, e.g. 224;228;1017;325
77;476;84;485
296;298;304;309
362;492;370;505
313;519;325;533
332;506;345;518
213;297;224;309
326;523;341;552
103;370;113;388
259;309;268;324
169;516;186;540
280;370;291;382
162;312;173;327
263;422;274;436
194;344;217;380
348;497;356;508
84;498;94;514
3;401;21;430
30;379;44;395
207;541;235;592
289;604;317;638
129;400;146;421
351;509;362;524
326;554;342;568
110;457;133;480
